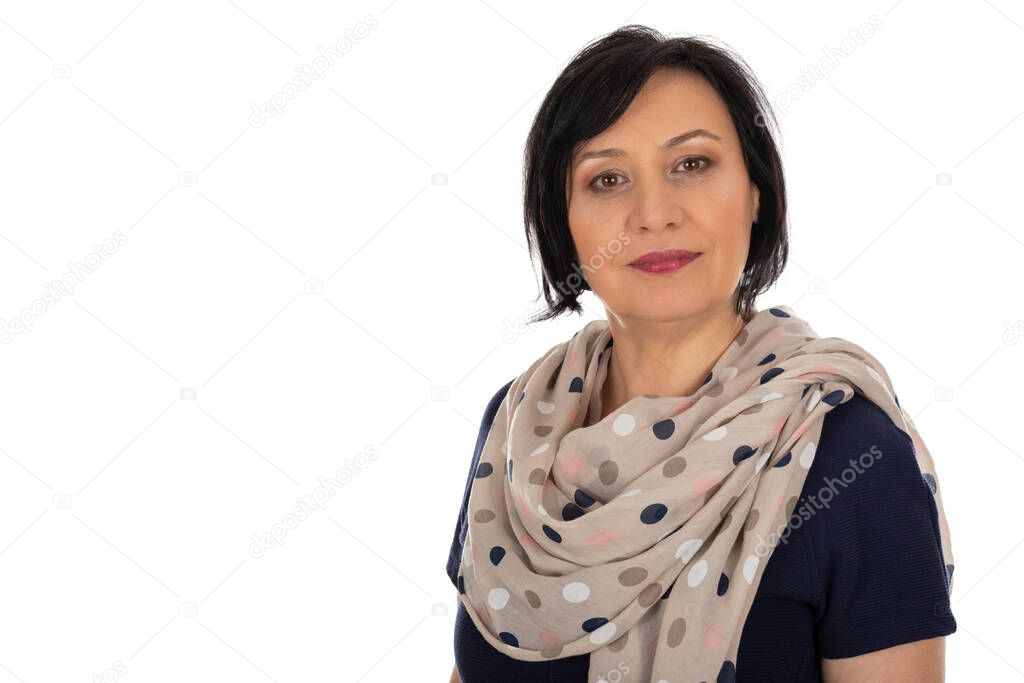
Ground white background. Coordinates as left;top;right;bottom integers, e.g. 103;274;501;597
0;1;1020;681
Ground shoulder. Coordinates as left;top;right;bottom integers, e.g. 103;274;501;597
811;391;922;483
796;393;956;657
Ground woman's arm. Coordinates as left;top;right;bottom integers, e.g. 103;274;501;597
821;635;946;682
449;664;461;682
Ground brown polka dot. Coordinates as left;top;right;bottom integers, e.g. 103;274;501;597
667;617;687;647
534;425;553;437
643;393;659;398
703;483;724;505
785;495;798;517
707;383;724;397
474;509;495;523
741;402;763;415
529;468;546;485
719;494;737;517
541;644;563;658
608;631;629;652
524;590;541;608
737;329;748;346
639;582;663;607
599;460;619;485
744;508;760;531
721;512;732;531
618;566;648;586
662;456;687;477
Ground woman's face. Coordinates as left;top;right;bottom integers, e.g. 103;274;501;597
566;68;760;322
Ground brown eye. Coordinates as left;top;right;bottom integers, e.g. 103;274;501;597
589;172;626;192
678;156;712;174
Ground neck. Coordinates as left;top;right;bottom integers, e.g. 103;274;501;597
599;298;748;421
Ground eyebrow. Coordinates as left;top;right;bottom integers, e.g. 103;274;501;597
573;128;723;168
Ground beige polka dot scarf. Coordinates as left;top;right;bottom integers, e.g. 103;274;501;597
456;304;953;682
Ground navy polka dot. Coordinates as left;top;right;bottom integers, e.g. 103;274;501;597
768;307;790;318
457;574;465;594
562;503;584;521
702;371;713;386
574;489;595;507
946;563;955;584
518;391;524;404
733;445;756;465
489;546;506;565
653;419;676;440
760;367;784;384
542;524;562;542
923;473;937;495
717;572;730;596
822;389;845;406
569;377;584;393
640;503;668;524
773;450;792;468
801;385;811;397
757;353;776;366
507;459;513;481
582;617;608;632
475;462;493;478
718;659;737;683
499;632;519;647
660;583;673;600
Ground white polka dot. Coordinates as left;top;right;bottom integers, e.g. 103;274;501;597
621;488;643;497
562;581;591;603
867;366;883;384
721;367;738;381
805;389;821;412
742;554;759;583
589;621;617;645
760;391;783;403
612;413;636;436
703;426;728;442
537;400;555;414
675;537;703;563
530;443;550;457
799;441;816;468
687;559;709;587
754;452;770;473
537;504;549;517
488;587;510;609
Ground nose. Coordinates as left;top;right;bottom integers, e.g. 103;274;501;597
630;174;685;233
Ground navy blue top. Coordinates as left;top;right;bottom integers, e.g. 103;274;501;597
447;379;956;682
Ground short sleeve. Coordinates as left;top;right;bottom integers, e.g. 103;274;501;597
808;394;956;659
446;379;515;589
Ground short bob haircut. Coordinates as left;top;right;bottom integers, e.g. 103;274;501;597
523;25;788;324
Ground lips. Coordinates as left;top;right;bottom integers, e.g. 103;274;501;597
629;249;701;266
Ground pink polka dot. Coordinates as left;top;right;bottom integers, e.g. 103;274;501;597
539;628;561;648
519;530;539;550
703;623;727;651
692;474;719;495
561;450;586;478
793;418;812;440
773;416;787;433
764;328;783;341
586;528;617;546
567;350;579;365
645;633;658;658
674;396;697;412
479;607;492;629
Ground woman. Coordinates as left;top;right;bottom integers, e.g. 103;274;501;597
447;26;955;683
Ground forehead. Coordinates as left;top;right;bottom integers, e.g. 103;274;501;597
576;69;735;153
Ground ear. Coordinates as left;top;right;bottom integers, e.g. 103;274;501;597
751;184;761;223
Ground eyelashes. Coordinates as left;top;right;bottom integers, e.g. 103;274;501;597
586;156;715;193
